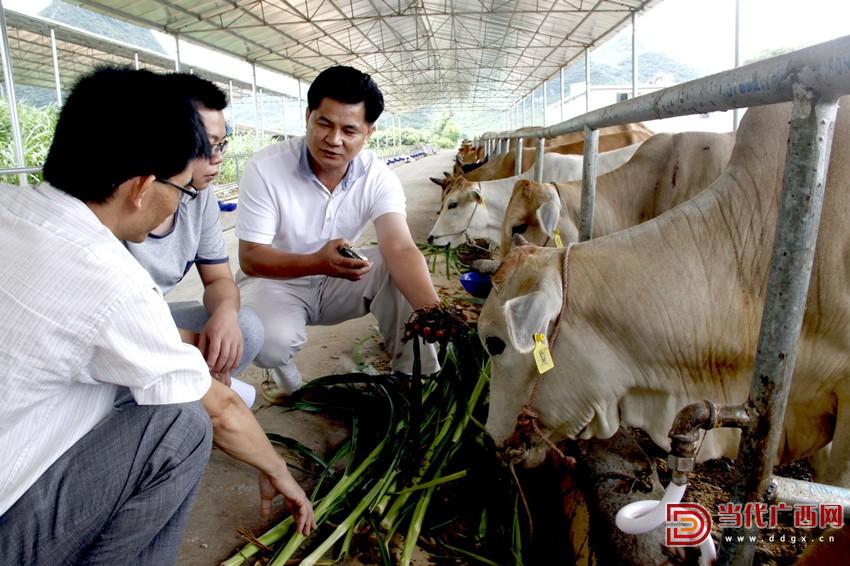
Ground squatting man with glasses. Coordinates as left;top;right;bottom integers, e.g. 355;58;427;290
126;74;265;401
236;65;440;402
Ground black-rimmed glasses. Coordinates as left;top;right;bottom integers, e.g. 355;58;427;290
155;178;199;202
211;138;229;156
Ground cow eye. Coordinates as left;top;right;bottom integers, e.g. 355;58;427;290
485;336;506;356
447;202;458;209
511;223;528;235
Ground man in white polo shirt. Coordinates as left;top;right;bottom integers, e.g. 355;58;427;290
237;65;439;400
0;68;314;565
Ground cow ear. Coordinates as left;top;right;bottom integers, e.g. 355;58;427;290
430;176;445;187
471;186;485;204
503;291;561;353
536;185;562;237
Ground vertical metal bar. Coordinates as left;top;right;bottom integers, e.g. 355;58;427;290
585;48;591;112
49;28;62;106
732;0;741;130
228;80;235;129
258;87;264;139
632;11;638;98
531;89;536;125
533;137;545;183
280;94;286;139
514;136;523;176
133;52;140;70
251;64;259;148
578;126;600;241
174;33;180;72
717;91;839;566
0;0;27;186
543;80;548;126
560;66;565;122
298;80;304;134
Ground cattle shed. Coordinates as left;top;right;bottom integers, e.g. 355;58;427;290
2;1;850;566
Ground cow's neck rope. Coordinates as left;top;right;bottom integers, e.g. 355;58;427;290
512;242;574;459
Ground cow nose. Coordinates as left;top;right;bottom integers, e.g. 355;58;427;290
427;235;435;244
485;336;506;356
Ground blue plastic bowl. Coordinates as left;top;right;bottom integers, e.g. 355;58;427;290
218;201;237;212
459;271;492;298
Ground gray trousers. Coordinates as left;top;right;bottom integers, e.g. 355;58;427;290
239;247;439;392
168;302;264;377
0;400;212;565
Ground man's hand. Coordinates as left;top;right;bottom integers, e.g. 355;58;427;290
198;308;243;382
315;238;372;281
259;466;317;535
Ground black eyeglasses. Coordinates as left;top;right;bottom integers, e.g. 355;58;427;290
155;178;199;202
211;138;229;156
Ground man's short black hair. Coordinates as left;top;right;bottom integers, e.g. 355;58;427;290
43;67;209;204
165;73;228;111
307;66;384;124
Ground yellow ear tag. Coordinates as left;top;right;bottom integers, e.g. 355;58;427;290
533;333;555;374
480;196;487;208
553;228;564;248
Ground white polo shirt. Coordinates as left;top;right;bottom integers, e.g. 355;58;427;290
0;183;212;515
236;137;406;257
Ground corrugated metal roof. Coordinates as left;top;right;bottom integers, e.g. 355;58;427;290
3;10;256;96
61;1;662;111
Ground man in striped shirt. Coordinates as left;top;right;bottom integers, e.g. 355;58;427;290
0;67;314;565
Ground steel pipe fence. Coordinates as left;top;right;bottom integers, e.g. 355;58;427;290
477;34;850;566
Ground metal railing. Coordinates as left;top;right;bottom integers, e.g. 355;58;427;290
478;34;850;566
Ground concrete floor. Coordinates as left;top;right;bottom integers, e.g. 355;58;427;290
176;149;455;565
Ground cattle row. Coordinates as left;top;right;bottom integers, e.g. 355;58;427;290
431;99;850;491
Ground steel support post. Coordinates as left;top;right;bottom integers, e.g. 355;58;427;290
251;65;260;147
733;0;741;130
543;81;548;126
258;88;264;139
174;33;180;71
578;126;600;241
281;97;287;138
560;67;565;122
228;80;235;129
298;81;304;134
632;11;638;99
0;0;26;185
533;137;545;183
49;28;62;106
514;137;523;176
502;138;509;155
585;48;591;112
531;89;536;125
133;52;140;70
717;90;839;566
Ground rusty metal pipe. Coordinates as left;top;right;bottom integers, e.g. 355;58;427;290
668;401;750;486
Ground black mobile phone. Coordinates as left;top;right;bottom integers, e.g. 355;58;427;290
339;246;367;261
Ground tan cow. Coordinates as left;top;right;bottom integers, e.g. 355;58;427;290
500;131;736;255
477;99;850;487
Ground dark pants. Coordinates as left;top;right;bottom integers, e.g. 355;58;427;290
0;399;212;565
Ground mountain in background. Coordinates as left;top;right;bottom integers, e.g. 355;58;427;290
39;0;166;54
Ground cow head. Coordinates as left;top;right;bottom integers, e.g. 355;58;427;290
500;180;579;256
478;244;623;467
427;178;488;247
